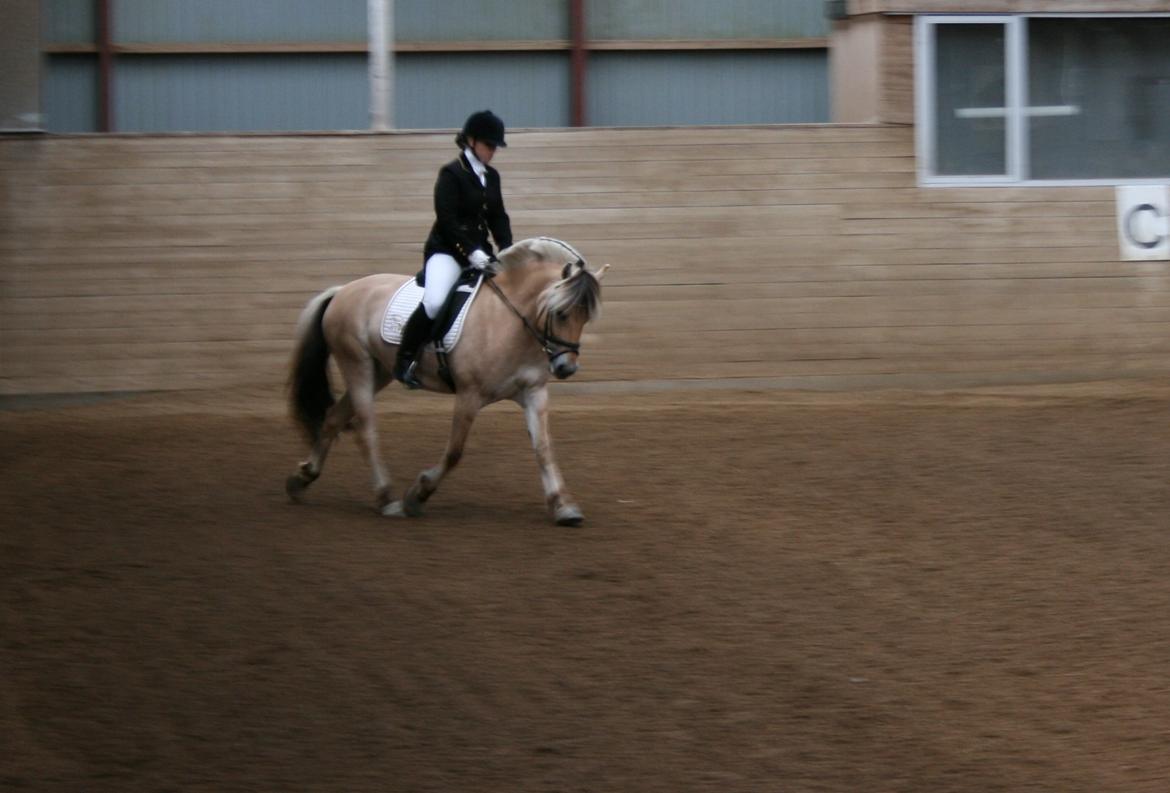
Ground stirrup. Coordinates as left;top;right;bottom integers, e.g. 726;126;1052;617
396;359;422;390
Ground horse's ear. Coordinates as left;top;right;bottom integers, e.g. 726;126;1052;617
562;263;572;280
592;263;611;281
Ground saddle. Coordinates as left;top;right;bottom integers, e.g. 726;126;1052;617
380;268;488;389
381;269;485;348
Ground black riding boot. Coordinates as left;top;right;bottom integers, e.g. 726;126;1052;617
393;304;434;389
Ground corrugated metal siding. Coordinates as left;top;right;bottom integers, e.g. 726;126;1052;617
37;0;830;133
114;0;367;42
588;0;829;40
42;55;99;132
395;53;569;129
43;0;827;45
40;0;94;43
395;0;568;41
588;51;828;126
116;55;368;132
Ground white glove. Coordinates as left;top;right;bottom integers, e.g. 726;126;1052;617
469;249;491;269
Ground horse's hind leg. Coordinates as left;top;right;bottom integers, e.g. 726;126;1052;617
402;391;482;517
286;392;354;500
518;385;583;526
339;360;400;514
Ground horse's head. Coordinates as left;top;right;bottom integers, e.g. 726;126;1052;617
539;259;608;380
494;237;609;379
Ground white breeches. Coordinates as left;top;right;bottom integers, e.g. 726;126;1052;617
421;253;461;319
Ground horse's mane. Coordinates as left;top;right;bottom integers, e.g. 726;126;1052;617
497;237;601;322
496;236;586;270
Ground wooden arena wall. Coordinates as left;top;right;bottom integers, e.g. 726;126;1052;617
2;126;1168;395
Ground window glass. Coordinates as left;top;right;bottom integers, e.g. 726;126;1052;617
934;24;1006;176
1028;18;1170;180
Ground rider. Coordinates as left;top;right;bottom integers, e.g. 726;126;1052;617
393;109;513;388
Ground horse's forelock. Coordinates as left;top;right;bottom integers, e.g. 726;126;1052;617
498;237;599;322
541;265;601;323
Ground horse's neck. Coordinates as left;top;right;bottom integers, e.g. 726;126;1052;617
495;262;557;315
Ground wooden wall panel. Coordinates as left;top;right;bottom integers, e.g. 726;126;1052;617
2;126;1167;396
880;16;914;125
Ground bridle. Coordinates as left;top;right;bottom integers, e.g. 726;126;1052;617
484;273;582;366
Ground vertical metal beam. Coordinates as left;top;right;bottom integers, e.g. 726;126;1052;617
1006;16;1026;181
96;0;114;132
368;0;394;130
569;0;587;127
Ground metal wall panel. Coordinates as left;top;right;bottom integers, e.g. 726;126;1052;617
42;55;99;132
587;0;829;40
38;0;830;133
114;0;569;44
587;51;828;126
395;0;568;41
41;0;828;44
114;0;367;42
395;53;569;129
41;0;95;43
115;55;368;132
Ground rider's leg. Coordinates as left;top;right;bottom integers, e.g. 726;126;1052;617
393;253;461;388
420;254;461;320
392;304;432;388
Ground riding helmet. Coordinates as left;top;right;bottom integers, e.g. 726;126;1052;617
461;110;507;148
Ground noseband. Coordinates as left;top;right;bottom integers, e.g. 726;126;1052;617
484;273;581;365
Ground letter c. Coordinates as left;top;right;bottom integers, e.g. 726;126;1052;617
1124;203;1166;250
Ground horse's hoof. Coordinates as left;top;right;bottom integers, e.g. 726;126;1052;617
381;500;406;517
554;505;584;527
403;490;425;518
285;475;307;502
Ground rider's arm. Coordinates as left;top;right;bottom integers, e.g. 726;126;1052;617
486;171;512;253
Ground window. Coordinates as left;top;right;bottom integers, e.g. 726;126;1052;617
916;14;1170;185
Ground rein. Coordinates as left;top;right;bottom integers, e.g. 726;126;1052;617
484;275;581;362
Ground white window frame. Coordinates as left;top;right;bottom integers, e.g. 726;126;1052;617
915;13;1170;187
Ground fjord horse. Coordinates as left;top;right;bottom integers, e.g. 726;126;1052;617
286;237;607;525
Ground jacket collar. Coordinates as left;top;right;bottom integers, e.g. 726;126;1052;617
462;148;488;186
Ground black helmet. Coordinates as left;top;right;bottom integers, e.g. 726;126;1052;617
461;110;507;148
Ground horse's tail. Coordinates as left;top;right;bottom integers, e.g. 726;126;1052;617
288;286;342;445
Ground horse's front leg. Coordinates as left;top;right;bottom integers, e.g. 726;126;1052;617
402;391;482;517
518;385;583;526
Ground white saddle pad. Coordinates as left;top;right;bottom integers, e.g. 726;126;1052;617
380;277;484;351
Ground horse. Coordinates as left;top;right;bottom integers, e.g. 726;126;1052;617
285;237;608;526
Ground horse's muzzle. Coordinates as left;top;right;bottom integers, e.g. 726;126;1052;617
551;355;578;380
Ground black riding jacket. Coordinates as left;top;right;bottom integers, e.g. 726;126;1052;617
422;152;512;268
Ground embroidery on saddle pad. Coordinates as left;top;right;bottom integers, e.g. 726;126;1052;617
380;272;485;350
